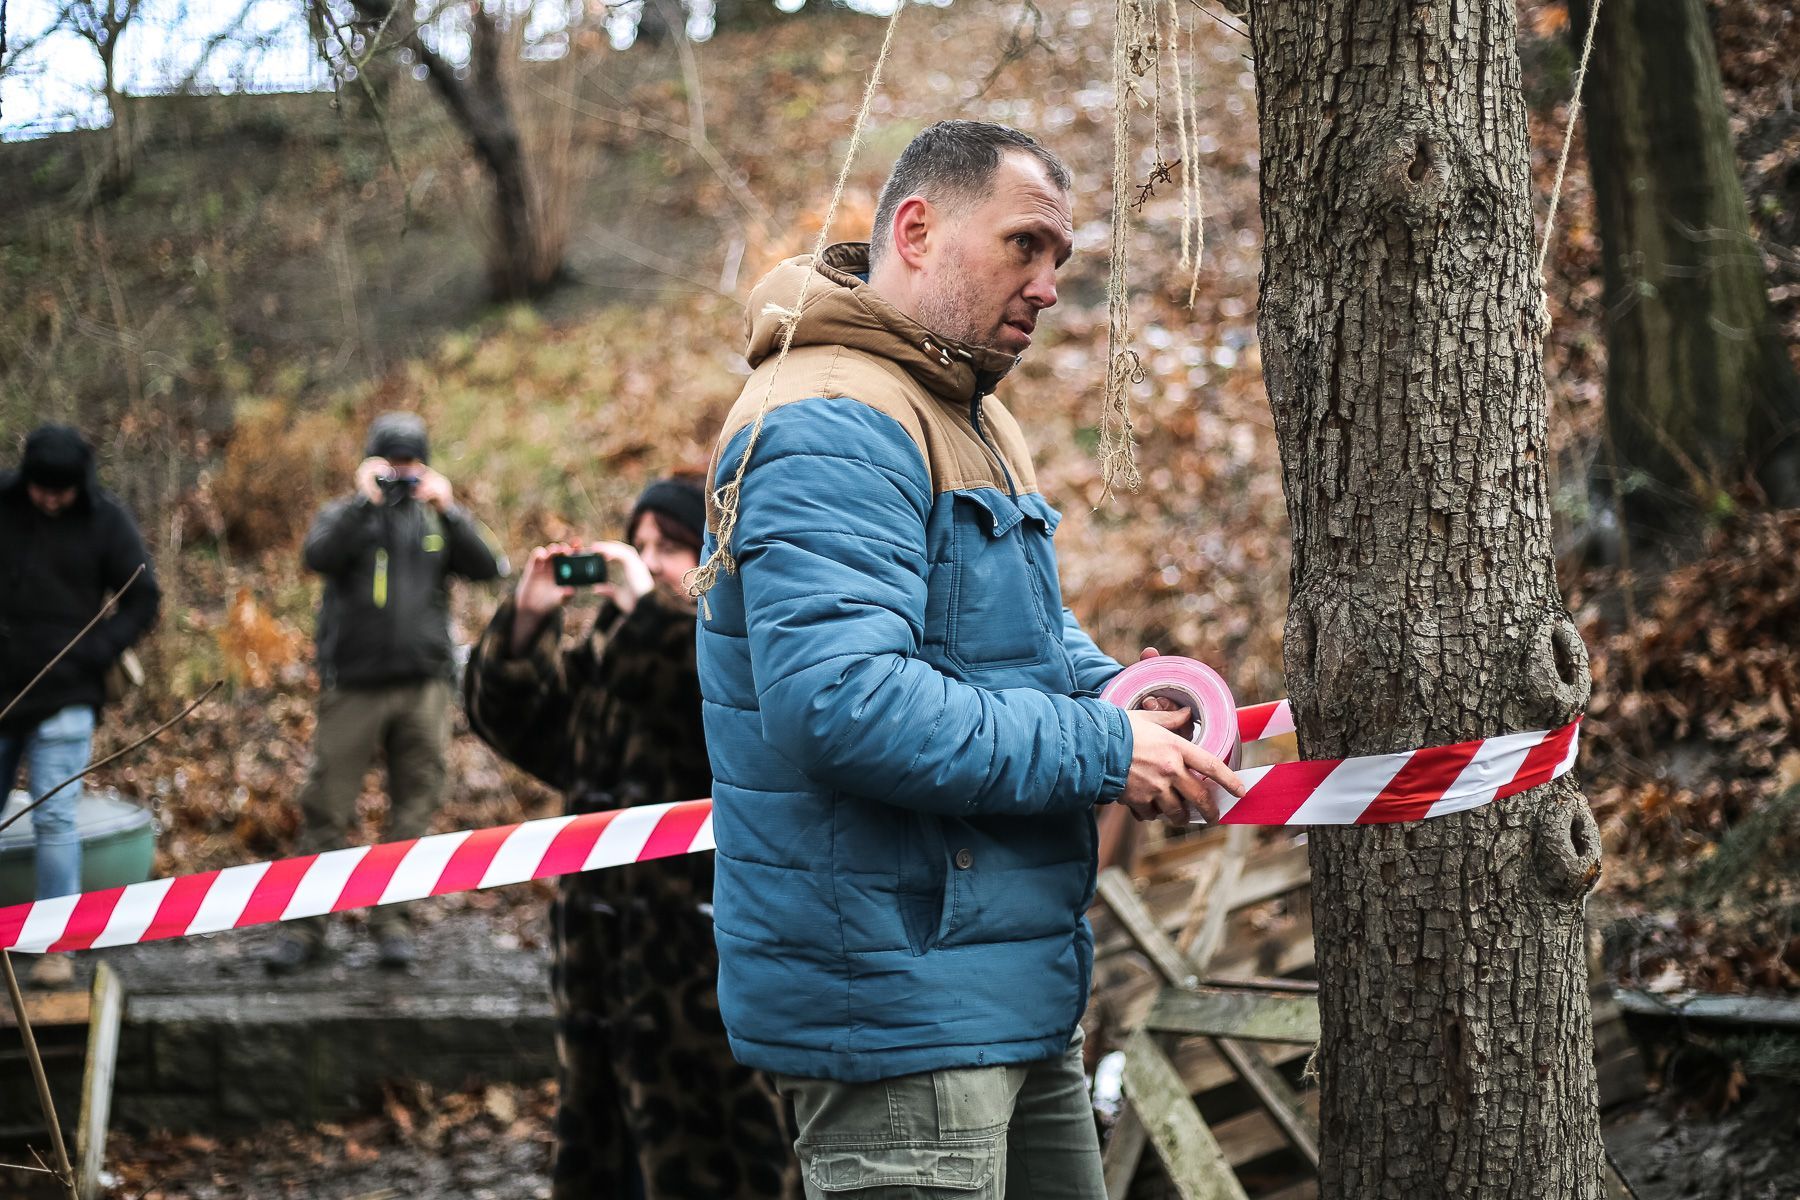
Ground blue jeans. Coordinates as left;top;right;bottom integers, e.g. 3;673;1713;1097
0;705;94;900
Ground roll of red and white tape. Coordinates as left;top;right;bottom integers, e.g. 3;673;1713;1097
1101;655;1242;769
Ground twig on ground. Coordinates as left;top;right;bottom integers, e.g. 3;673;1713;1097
2;952;79;1200
0;564;142;728
0;681;222;838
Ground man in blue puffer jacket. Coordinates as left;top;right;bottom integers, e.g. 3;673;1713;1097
699;121;1246;1199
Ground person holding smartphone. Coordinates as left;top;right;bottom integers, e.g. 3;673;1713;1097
463;477;798;1200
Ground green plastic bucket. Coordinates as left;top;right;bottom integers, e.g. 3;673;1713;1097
0;788;157;907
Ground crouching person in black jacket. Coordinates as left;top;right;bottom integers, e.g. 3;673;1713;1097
266;412;508;973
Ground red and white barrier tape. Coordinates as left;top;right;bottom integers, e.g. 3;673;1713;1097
0;800;715;956
0;660;1579;954
1104;656;1580;825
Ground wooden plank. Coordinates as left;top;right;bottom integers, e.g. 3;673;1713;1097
1102;901;1317;982
1103;1107;1150;1200
1110;821;1259;1195
1135;826;1230;878
1180;826;1255;966
1146;987;1321;1045
1209;1103;1315;1167
1613;990;1800;1029
0;988;89;1029
1098;842;1308;944
77;963;123;1200
1097;867;1199;989
1258;1183;1319;1200
1175;1039;1310;1098
1122;1031;1251;1200
1213;1038;1319;1168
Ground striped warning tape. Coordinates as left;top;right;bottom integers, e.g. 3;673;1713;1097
0;667;1579;953
1103;656;1581;825
1;800;714;956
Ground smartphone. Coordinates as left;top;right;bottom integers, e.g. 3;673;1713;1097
551;552;608;586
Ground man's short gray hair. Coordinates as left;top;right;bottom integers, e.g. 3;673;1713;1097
869;121;1071;268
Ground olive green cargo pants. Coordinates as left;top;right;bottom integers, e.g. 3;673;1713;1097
290;678;452;947
776;1030;1105;1199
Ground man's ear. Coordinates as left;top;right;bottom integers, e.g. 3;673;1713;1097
890;195;935;271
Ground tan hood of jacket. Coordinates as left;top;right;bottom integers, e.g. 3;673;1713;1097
743;243;1020;407
711;243;1046;511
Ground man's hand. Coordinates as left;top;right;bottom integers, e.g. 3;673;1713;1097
1117;647;1245;826
591;541;656;615
355;457;390;504
1120;710;1244;826
413;467;454;512
510;544;577;655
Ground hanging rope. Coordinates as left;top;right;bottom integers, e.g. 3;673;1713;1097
1536;0;1602;326
689;2;906;607
1168;0;1204;306
1101;0;1153;501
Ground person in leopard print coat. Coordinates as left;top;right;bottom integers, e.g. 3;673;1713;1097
464;477;798;1200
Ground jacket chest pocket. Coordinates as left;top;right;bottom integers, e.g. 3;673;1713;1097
945;489;1055;672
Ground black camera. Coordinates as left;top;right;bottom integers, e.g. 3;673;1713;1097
376;473;418;505
551;553;608;586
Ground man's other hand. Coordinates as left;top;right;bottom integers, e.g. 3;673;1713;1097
413;467;454;512
355;457;390;504
1120;709;1245;827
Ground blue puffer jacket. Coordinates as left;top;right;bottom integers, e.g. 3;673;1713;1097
698;244;1135;1083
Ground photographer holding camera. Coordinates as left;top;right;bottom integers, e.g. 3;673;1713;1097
463;477;798;1200
265;412;508;973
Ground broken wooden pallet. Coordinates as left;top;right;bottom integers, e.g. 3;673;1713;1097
1091;816;1649;1200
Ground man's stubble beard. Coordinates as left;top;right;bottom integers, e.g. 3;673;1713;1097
913;247;1003;354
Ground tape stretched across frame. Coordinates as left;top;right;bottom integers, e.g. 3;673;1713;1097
0;659;1578;955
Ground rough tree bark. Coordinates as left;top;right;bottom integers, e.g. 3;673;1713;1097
1572;0;1800;524
1246;3;1605;1197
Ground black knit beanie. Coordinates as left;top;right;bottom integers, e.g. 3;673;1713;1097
365;412;430;464
628;478;706;548
20;424;92;491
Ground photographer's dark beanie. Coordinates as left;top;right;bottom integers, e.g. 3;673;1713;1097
365;412;430;464
628;478;706;549
20;424;92;492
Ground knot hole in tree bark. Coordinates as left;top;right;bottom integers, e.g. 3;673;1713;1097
1533;797;1603;902
1526;614;1591;721
1372;123;1451;223
1408;134;1432;182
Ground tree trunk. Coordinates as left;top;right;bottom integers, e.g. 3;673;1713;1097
1246;3;1605;1197
97;43;136;197
1574;0;1800;525
351;0;559;300
634;0;677;46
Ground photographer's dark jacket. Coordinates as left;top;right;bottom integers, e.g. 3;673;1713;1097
0;446;161;732
304;495;506;689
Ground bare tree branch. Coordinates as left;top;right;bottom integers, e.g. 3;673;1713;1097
0;680;221;839
0;564;142;728
1;953;79;1200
